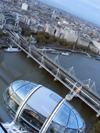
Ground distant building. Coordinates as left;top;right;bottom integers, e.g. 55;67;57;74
1;11;20;31
89;44;99;53
52;10;60;19
77;37;89;47
44;23;78;42
3;0;11;1
30;17;37;25
21;2;28;11
93;40;100;51
28;0;35;9
93;30;99;38
63;20;69;25
14;0;17;3
0;14;4;24
16;13;30;25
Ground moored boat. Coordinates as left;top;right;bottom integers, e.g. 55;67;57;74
62;52;70;56
95;56;100;61
4;46;21;52
51;50;59;54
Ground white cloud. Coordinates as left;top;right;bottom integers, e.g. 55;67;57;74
81;0;100;10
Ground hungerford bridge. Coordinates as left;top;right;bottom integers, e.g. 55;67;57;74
3;29;100;117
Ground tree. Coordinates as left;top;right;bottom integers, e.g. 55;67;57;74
56;42;60;47
35;35;46;44
38;31;45;35
35;35;40;42
44;32;50;39
93;121;100;133
67;42;75;48
76;45;83;50
21;27;31;37
90;41;94;45
49;35;55;43
55;37;59;42
24;28;31;37
59;39;64;44
3;32;9;37
0;28;3;37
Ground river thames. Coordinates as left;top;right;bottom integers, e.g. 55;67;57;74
0;49;100;132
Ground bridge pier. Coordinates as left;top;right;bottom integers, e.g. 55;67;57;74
27;45;32;58
54;77;58;81
39;56;45;68
65;86;82;101
39;65;44;68
96;111;100;117
54;68;60;81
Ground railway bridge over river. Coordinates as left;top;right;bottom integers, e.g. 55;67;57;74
3;30;100;117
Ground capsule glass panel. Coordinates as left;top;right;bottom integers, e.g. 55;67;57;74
53;104;70;126
46;121;65;133
16;83;37;100
18;104;46;133
11;80;30;92
67;111;78;129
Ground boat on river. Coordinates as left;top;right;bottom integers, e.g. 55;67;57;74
3;80;86;133
62;52;70;56
95;56;100;61
51;50;60;54
4;46;21;52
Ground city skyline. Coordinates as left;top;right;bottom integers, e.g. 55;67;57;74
38;0;100;26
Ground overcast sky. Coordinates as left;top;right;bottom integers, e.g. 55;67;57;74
38;0;100;26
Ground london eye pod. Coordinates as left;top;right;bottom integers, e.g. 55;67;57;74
3;80;86;133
